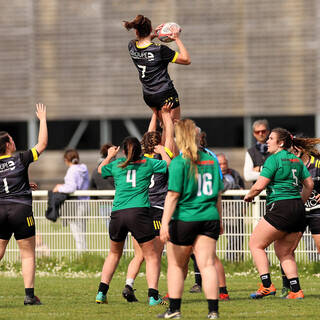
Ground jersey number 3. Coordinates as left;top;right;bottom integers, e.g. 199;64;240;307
197;173;213;196
127;170;136;187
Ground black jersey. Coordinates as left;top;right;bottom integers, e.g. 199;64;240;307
305;155;320;213
128;40;178;95
144;147;173;209
0;149;38;206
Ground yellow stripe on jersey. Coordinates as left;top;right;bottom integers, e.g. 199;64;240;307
27;217;30;227
0;155;11;159
310;156;315;164
164;147;173;159
144;153;154;159
27;216;34;227
136;41;153;49
171;52;178;63
153;221;157;230
31;148;39;161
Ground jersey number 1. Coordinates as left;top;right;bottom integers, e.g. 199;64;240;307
127;170;136;187
2;178;9;193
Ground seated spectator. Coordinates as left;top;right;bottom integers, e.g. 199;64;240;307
217;153;245;261
53;149;89;253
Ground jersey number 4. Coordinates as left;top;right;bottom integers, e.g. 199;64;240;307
126;170;136;187
2;178;9;193
197;173;213;196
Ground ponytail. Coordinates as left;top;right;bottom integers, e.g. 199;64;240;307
123;14;152;38
119;136;142;168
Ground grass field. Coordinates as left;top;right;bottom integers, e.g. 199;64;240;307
0;258;320;320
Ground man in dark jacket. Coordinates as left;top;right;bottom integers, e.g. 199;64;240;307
243;119;270;183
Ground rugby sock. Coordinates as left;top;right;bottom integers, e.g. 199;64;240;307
25;288;34;298
126;278;134;288
169;298;181;312
191;254;202;286
260;273;272;288
280;265;290;288
219;286;228;294
148;288;159;299
207;299;219;313
289;278;301;293
98;282;109;295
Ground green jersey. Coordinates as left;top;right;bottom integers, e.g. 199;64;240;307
168;151;224;222
260;149;310;205
101;156;167;211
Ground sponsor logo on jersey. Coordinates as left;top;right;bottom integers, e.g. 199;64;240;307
0;160;15;173
129;50;155;61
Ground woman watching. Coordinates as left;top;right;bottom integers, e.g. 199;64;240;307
244;128;313;299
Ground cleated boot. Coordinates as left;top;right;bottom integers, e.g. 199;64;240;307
122;285;138;302
96;291;107;304
250;283;276;299
286;290;304;299
24;296;42;305
157;309;181;319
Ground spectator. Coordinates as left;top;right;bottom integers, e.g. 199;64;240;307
53;149;89;253
217;153;245;261
244;119;270;183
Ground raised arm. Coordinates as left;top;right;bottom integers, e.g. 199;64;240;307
98;146;120;174
169;26;191;65
161;103;179;157
34;103;48;155
148;110;158;132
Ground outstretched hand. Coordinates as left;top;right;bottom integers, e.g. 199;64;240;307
161;102;173;114
107;146;120;158
36;103;47;121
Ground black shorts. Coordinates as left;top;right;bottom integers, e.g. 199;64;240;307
150;207;163;236
143;88;180;110
0;202;35;240
109;207;155;244
264;199;306;233
306;211;320;234
169;220;220;246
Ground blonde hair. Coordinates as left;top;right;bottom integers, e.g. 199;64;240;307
174;119;199;178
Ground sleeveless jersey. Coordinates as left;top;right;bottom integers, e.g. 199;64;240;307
101;156;167;211
260;149;310;205
144;147;173;209
128;40;178;95
168;151;224;222
305;155;320;213
0;149;39;206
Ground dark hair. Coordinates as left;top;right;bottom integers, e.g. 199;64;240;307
141;131;161;154
292;136;320;157
119;136;141;168
272;128;293;149
100;143;113;158
199;131;208;148
123;14;152;38
64;149;79;164
0;131;10;155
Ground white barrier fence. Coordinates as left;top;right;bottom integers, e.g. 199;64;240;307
4;190;319;263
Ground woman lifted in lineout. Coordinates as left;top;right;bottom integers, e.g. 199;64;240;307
124;14;191;122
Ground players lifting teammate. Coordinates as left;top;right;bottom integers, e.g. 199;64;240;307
0;104;48;305
124;14;191;122
122;103;177;303
95;136;169;306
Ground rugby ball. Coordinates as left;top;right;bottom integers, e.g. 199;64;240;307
156;22;181;43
